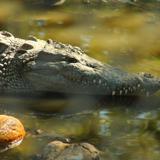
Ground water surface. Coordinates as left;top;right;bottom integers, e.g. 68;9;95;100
0;1;160;159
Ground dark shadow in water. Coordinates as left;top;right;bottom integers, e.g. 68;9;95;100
0;92;159;115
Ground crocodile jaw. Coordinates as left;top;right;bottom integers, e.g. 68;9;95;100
25;57;160;96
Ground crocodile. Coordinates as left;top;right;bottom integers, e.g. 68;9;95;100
0;31;159;96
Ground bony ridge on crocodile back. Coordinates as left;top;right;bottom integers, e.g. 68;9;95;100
0;31;159;96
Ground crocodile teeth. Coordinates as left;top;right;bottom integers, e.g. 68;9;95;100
112;91;116;96
146;92;150;97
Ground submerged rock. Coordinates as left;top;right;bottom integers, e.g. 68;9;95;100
40;140;100;160
0;115;25;153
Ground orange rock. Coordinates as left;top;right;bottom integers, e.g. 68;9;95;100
0;115;25;152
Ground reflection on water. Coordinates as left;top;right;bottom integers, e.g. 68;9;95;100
0;0;160;160
0;95;160;159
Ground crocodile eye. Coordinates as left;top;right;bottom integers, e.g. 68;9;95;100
64;57;78;63
0;42;8;54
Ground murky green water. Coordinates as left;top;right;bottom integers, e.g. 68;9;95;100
0;0;160;159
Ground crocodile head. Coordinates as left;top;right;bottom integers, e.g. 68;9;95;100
22;45;160;96
0;31;159;96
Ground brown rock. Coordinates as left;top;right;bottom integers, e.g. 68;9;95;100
40;140;100;160
0;115;25;152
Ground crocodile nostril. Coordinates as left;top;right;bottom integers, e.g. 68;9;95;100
142;72;154;78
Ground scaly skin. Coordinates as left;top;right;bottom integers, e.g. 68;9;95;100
0;31;159;96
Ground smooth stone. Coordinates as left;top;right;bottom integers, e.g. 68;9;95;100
40;140;100;160
0;115;25;153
